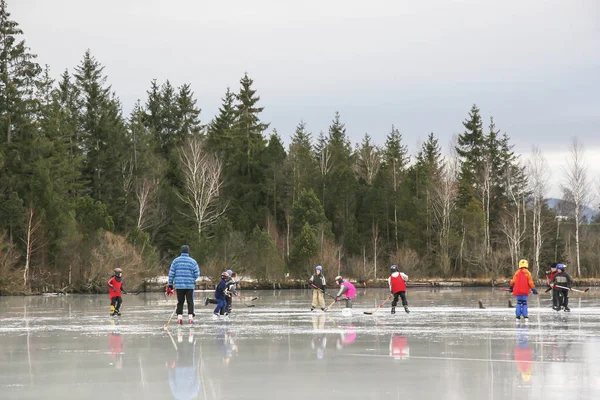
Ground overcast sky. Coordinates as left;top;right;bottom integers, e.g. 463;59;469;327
12;0;600;198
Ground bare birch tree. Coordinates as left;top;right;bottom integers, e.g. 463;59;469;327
562;137;589;277
431;143;459;275
178;136;226;238
355;135;381;185
22;207;44;289
527;146;549;277
500;163;527;268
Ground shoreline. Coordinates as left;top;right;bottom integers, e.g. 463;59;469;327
6;277;596;296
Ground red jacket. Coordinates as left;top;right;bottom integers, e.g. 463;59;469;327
510;268;535;296
389;273;406;293
108;276;123;299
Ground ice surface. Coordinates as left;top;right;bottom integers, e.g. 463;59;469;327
1;288;600;399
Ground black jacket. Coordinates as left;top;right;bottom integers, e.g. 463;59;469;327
309;273;326;290
552;271;572;289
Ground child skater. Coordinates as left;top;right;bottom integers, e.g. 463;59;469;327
388;265;409;314
551;264;572;312
107;267;126;316
509;259;538;323
225;270;238;316
334;276;356;308
213;271;229;318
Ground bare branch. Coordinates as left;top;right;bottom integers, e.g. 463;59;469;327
177;136;227;238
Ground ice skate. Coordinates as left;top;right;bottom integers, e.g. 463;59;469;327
516;316;521;323
188;314;194;324
204;297;210;306
564;307;570;312
404;305;410;314
110;305;115;316
212;313;219;320
177;315;183;325
523;316;529;324
310;306;315;311
391;306;396;314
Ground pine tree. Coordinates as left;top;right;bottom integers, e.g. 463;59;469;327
456;104;486;207
381;125;409;250
206;86;235;152
175;83;202;138
73;50;129;228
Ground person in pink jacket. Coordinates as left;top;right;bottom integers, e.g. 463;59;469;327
334;276;356;308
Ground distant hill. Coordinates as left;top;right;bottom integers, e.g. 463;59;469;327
546;198;598;222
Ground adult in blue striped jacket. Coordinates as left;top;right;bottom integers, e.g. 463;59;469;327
168;245;200;324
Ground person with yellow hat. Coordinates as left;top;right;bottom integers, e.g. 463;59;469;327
509;259;538;323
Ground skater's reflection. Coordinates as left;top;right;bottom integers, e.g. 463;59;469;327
216;326;238;365
513;326;533;382
166;328;201;399
389;334;409;360
311;313;327;359
108;320;123;369
335;325;357;351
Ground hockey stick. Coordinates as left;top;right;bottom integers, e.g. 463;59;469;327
364;295;393;315
324;299;337;311
243;297;258;307
499;288;511;292
544;286;553;293
164;308;177;330
554;285;590;293
310;284;337;301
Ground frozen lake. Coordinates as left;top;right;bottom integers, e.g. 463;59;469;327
1;287;600;400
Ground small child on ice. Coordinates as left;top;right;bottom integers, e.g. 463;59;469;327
551;264;572;312
213;271;229;318
107;267;126;316
388;265;409;314
334;276;356;308
509;259;538;322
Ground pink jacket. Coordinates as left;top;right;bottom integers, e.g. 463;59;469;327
341;281;356;299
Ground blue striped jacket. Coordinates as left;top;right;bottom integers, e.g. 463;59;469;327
168;253;200;289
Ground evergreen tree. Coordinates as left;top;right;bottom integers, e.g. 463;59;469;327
381;125;409;249
456;104;486;207
206;86;235;152
73;50;129;228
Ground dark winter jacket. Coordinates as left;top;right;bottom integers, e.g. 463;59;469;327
552;271;572;290
215;278;227;300
225;277;237;296
309;273;326;290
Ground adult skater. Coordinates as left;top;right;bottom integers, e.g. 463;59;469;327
334;276;356;308
509;259;538;323
167;245;200;325
551;264;572;312
388;265;410;314
107;267;126;316
309;265;327;311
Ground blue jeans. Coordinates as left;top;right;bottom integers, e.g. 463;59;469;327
214;298;227;315
516;295;529;318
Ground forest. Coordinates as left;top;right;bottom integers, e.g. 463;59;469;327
1;1;599;294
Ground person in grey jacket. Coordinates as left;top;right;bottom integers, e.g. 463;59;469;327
168;245;200;324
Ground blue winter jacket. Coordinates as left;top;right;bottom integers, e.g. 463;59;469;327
215;278;227;300
168;253;200;290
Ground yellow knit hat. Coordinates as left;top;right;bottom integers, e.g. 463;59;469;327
519;259;529;269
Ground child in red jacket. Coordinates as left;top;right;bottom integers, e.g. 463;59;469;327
108;267;126;316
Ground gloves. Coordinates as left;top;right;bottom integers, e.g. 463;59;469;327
165;286;175;296
531;288;538;295
508;286;513;293
335;296;340;302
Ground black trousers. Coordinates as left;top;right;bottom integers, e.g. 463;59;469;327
392;291;408;307
226;296;232;313
556;289;569;308
110;296;122;311
176;289;195;316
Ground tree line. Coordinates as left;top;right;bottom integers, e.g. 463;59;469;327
1;1;598;294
